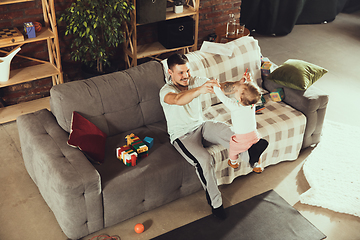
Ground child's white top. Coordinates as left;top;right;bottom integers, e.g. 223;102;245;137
213;86;257;135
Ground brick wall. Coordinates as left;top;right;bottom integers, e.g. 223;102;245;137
0;0;241;107
198;0;241;45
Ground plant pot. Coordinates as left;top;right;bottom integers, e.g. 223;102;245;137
174;5;183;13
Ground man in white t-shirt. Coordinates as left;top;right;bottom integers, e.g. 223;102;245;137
159;53;244;219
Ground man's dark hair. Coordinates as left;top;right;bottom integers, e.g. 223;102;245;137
167;53;188;71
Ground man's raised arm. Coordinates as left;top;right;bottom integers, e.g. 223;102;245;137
164;79;219;105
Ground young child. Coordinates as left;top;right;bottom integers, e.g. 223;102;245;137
213;72;268;173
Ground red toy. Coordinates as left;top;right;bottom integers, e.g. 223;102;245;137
134;223;144;234
243;68;249;81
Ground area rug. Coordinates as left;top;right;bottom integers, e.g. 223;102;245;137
300;120;360;217
152;190;325;240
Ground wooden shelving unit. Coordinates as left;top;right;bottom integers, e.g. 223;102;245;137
0;0;33;4
0;97;50;123
2;63;59;88
0;0;63;124
124;0;199;68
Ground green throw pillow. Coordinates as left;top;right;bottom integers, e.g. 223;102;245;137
267;59;328;90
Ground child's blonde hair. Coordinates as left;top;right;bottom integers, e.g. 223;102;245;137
239;82;261;106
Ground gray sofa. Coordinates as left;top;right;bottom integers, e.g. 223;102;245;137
17;37;328;239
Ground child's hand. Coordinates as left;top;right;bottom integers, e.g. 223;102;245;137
240;72;247;83
242;69;250;83
212;79;221;88
243;72;253;82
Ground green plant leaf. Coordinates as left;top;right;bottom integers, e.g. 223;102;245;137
60;0;134;68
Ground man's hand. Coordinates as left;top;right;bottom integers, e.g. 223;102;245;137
198;79;220;94
164;79;220;106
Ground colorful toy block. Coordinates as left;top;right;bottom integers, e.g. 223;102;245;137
255;95;266;113
255;103;265;113
143;137;154;149
270;88;285;102
261;57;272;77
117;145;138;166
261;95;266;104
23;22;36;39
125;133;149;158
261;62;272;76
116;134;151;166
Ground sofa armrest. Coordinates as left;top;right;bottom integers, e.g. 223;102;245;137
263;78;329;149
17;109;103;239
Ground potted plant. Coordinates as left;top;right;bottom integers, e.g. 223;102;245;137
174;0;186;13
59;0;134;74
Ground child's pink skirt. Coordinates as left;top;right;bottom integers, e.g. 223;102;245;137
229;131;260;160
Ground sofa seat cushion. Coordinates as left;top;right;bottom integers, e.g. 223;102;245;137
94;121;202;227
203;96;307;185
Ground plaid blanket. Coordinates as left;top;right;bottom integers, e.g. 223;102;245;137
161;37;306;185
187;37;263;110
204;97;306;185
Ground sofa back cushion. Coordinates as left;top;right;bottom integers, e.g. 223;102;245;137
50;61;166;136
